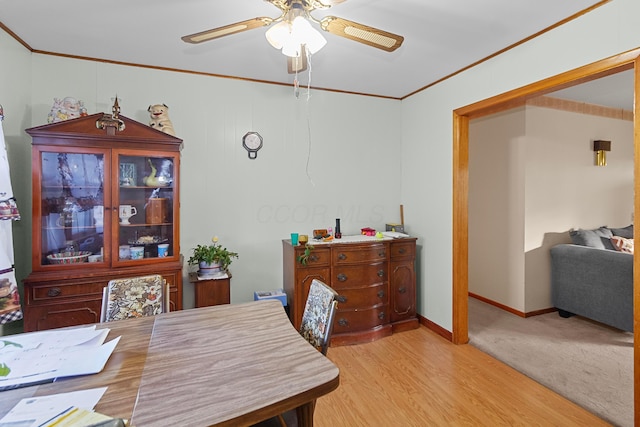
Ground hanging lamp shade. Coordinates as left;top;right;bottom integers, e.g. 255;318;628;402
265;15;326;58
265;21;291;49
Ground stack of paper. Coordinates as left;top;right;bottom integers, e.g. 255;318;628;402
0;326;120;390
0;387;122;427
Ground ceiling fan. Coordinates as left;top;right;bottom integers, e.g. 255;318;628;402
182;0;404;73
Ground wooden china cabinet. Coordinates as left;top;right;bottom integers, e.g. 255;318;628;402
23;112;183;332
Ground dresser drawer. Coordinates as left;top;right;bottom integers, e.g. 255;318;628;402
332;263;387;288
390;241;416;259
332;244;388;264
30;272;178;302
295;246;331;267
31;281;105;301
335;283;388;310
333;305;388;333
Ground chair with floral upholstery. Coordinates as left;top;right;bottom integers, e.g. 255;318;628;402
267;279;340;426
299;278;339;355
258;279;339;427
100;274;169;323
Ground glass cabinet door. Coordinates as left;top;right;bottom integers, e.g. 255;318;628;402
116;153;176;262
39;150;106;266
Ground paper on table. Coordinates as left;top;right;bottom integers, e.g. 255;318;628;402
0;328;118;390
0;387;107;427
0;326;105;354
381;231;410;238
56;337;120;378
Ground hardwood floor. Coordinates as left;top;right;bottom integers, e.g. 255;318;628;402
313;326;610;426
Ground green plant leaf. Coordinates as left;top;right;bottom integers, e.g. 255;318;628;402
0;363;10;377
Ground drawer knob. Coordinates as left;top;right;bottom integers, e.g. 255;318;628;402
377;290;385;298
377;269;385;277
309;254;319;262
47;287;62;297
378;312;385;320
338;318;348;327
337;273;347;282
398;286;407;294
338;253;347;260
399;248;406;254
378;251;386;257
336;295;347;303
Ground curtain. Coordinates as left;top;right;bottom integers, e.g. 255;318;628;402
0;107;23;324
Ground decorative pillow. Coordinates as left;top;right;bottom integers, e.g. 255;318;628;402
609;224;633;239
611;236;634;254
569;227;615;250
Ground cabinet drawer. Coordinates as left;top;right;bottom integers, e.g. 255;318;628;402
335;283;388;310
31;281;105;301
295;247;330;267
30;272;177;302
390;241;415;259
332;263;387;288
26;300;102;331
162;272;178;290
332;244;388;264
333;305;388;333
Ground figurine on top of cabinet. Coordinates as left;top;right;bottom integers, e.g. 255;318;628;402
148;103;175;136
47;97;85;123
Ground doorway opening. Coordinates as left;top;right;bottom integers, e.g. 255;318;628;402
451;48;639;420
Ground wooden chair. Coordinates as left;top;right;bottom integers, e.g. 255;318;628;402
267;279;339;427
299;279;339;355
100;274;169;323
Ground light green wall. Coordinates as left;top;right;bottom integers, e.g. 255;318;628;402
1;43;403;315
2;0;640;334
402;0;640;330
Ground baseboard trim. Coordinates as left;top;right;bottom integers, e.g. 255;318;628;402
416;294;557;344
469;292;557;318
418;314;453;341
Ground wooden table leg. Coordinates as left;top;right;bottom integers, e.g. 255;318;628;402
296;400;316;427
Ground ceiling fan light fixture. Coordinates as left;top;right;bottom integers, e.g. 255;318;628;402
299;22;327;54
266;14;326;57
282;39;303;57
265;21;291;49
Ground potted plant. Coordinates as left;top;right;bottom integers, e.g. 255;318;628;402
188;236;239;276
297;243;315;266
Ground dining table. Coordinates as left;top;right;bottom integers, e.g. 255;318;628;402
0;299;340;426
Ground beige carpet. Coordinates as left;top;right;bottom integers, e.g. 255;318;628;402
468;297;633;427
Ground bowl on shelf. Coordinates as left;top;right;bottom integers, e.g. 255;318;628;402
47;251;92;264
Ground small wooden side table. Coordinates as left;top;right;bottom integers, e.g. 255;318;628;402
189;272;231;308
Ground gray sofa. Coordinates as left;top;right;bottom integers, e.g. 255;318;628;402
550;226;633;332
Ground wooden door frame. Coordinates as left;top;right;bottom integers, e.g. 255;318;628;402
451;48;640;423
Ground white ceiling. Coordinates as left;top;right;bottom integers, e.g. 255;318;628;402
0;0;608;100
548;69;634;111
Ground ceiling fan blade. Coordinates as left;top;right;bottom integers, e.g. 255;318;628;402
314;0;347;7
182;17;273;44
319;16;403;52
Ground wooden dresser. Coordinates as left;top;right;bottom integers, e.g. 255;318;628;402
283;236;418;346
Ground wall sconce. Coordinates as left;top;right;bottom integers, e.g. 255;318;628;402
593;140;611;166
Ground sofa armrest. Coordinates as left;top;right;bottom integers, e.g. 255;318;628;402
550;244;633;331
